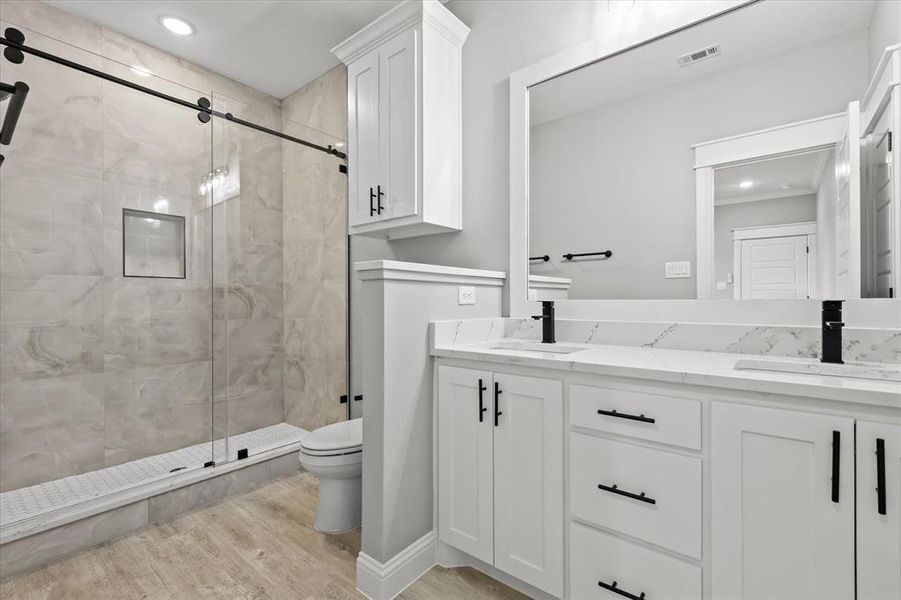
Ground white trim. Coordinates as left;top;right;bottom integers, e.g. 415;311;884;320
731;221;816;241
862;44;900;132
715;187;816;207
692;113;845;168
356;531;437;600
695;113;845;298
508;1;749;316
355;260;506;285
528;274;572;290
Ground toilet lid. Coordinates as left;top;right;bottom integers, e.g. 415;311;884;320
301;418;362;453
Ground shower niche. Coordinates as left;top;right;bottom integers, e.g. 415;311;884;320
122;208;187;279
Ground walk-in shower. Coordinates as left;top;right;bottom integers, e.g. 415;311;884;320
0;20;350;545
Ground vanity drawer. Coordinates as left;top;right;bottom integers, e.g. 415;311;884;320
570;433;701;558
570;521;701;600
570;383;701;449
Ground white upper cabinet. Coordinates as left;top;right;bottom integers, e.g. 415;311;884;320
333;0;468;239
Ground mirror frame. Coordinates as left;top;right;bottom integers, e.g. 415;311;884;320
508;0;753;316
507;0;899;326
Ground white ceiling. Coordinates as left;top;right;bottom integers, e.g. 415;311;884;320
714;148;834;205
43;0;403;98
531;0;877;126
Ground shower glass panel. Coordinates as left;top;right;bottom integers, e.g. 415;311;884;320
0;23;215;520
211;92;293;463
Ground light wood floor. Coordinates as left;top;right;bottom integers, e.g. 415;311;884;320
1;472;526;600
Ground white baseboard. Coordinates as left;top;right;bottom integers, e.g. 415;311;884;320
356;531;436;600
435;541;559;600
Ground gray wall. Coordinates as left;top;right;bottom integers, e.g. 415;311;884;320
528;29;868;299
713;195;817;299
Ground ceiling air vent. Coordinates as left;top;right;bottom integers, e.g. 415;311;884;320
677;44;720;67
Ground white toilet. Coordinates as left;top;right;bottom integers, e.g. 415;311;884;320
299;418;363;533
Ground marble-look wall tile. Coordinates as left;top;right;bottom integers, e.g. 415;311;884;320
0;3;103;55
103;318;212;371
0;322;103;383
283;65;348;140
0;374;104;491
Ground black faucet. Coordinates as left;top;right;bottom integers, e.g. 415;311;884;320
532;300;556;344
821;300;845;364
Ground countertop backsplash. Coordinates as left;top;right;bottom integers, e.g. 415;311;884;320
432;318;901;364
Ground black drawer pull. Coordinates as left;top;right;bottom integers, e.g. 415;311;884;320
598;580;646;600
377;184;384;214
369;187;376;216
597;409;655;424
598;483;656;505
876;438;886;515
494;381;502;427
831;430;840;503
478;378;488;423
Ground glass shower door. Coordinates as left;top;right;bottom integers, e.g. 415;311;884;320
0;22;217;521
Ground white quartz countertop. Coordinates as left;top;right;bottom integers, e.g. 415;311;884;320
431;339;901;408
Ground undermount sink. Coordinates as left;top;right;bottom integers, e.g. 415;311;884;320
734;358;901;382
486;341;585;355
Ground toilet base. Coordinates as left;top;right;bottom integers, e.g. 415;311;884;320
314;472;362;533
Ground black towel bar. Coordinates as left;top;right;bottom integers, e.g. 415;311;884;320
563;250;612;260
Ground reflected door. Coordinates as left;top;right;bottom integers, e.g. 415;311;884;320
738;235;811;299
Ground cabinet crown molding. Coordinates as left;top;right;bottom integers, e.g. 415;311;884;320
331;0;469;65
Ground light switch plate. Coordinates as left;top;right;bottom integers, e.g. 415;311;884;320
665;261;692;279
458;286;475;305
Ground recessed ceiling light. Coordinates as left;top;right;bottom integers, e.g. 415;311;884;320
739;180;754;189
607;0;635;14
160;16;194;36
130;65;152;78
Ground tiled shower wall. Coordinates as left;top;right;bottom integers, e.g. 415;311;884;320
0;0;287;492
281;66;349;430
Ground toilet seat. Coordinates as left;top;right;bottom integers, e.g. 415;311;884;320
300;418;362;457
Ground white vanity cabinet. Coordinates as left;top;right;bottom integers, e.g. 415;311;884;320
437;365;564;597
333;0;468;239
711;403;856;599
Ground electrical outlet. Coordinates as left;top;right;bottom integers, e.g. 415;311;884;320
665;261;692;279
716;281;727;290
458;286;475;305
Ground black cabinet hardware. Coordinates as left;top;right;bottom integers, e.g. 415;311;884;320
478;379;488;423
831;430;840;503
530;255;550;262
377;184;384;214
369;187;376;216
598;580;646;600
597;409;655;424
876;437;886;515
494;382;502;427
0;80;28;147
237;448;248;460
598;483;656;505
563;250;612;261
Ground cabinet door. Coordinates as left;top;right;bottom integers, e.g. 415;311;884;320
857;421;901;600
378;28;418;221
711;403;854;600
347;49;380;226
493;373;563;597
437;366;494;564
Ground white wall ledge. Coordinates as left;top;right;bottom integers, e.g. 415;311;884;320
355;260;506;285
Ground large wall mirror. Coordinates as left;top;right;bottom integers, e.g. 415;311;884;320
524;0;899;302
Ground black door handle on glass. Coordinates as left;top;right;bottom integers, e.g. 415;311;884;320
494;382;502;427
369;187;376;216
478;379;488;423
597;409;655;424
598;483;656;505
377;184;384;214
831;430;840;503
598;580;646;600
876;437;886;515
